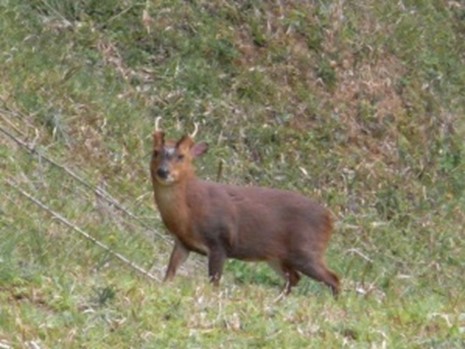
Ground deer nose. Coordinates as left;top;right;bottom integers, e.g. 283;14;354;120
156;167;169;179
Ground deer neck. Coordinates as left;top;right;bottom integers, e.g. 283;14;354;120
153;179;192;235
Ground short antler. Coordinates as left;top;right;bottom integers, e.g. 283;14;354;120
190;122;199;138
155;116;162;132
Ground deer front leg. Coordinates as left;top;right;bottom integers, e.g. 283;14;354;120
208;247;226;287
164;239;190;282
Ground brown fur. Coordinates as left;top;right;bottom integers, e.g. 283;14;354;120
150;131;340;295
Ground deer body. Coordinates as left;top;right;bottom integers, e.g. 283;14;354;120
151;121;340;295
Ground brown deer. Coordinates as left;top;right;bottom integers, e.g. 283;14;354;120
150;118;340;296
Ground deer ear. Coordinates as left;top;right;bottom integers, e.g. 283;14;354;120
176;135;194;153
153;131;165;148
191;141;208;158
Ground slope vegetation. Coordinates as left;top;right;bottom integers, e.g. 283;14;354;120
1;1;464;347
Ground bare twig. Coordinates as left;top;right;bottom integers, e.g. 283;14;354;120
216;159;224;182
5;179;160;282
345;248;373;263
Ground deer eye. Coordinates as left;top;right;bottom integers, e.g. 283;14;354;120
152;150;159;158
177;154;185;161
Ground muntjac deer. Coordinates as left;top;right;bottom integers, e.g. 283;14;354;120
150;118;340;296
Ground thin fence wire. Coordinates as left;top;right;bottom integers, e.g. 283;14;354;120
0;123;169;243
0;117;204;279
5;178;161;282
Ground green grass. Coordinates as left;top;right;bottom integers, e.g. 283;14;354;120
1;0;465;347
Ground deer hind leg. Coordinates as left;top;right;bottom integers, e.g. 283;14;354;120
208;247;226;286
293;256;340;297
268;261;301;295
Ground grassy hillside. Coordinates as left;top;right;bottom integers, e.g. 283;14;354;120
1;0;464;347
